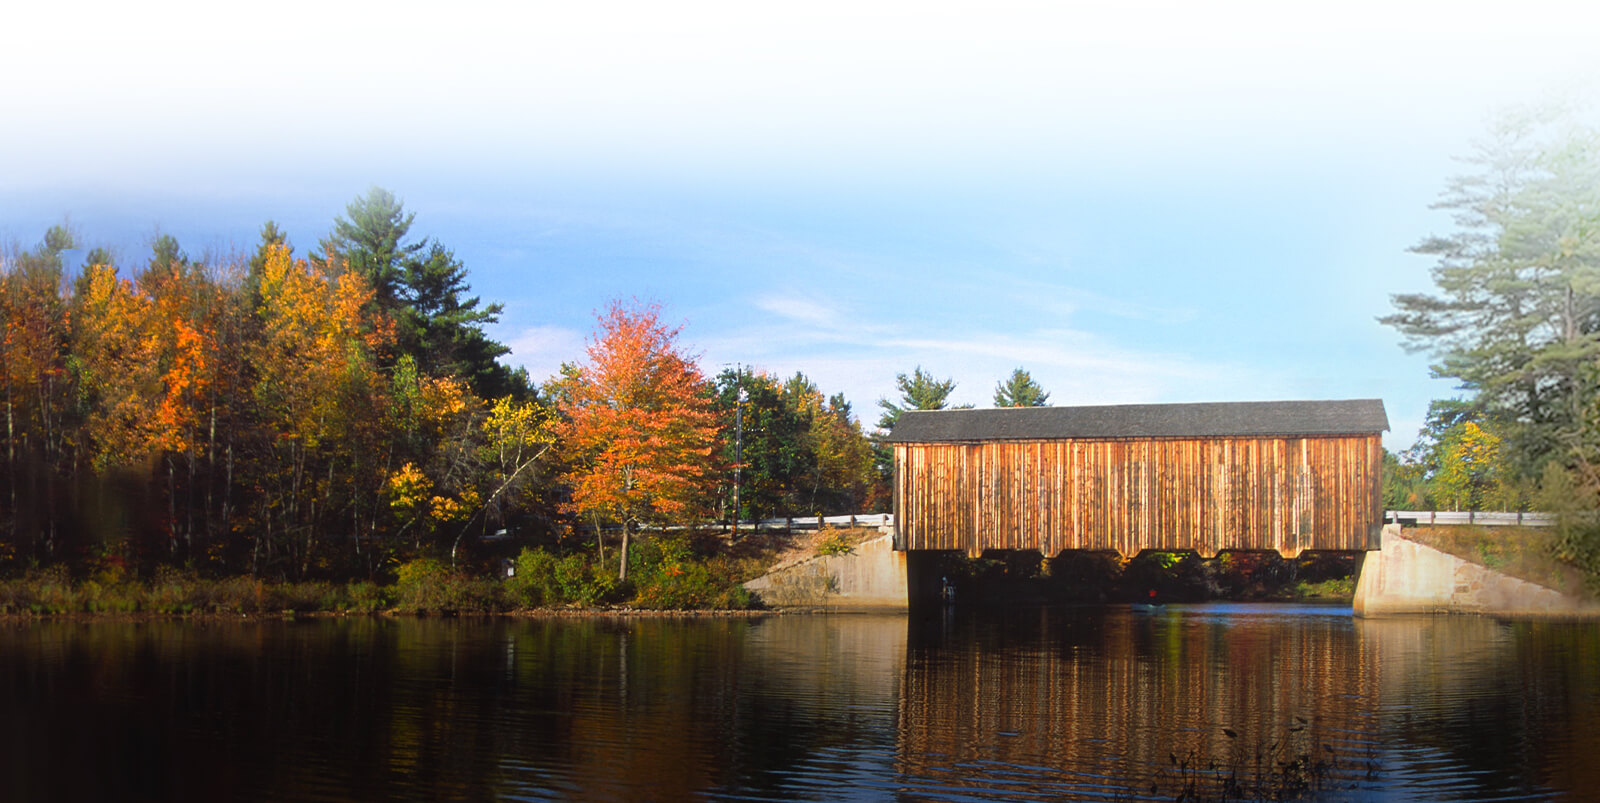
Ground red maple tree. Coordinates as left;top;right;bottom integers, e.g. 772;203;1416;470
557;300;719;580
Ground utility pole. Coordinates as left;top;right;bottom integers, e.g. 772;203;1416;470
732;363;744;539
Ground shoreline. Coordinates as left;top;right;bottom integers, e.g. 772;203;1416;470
0;596;1366;624
0;607;791;624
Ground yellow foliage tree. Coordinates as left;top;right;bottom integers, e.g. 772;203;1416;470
1435;422;1503;512
249;244;392;576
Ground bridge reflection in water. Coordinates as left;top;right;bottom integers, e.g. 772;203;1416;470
895;606;1600;800
2;610;1598;800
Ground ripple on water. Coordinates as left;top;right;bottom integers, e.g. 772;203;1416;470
0;609;1594;800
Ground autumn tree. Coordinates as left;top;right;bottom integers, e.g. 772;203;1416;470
558;300;719;581
455;395;554;560
139;243;237;555
0;208;542;580
245;221;289;302
0;237;75;553
382;361;481;553
993;367;1050;407
1434;421;1506;512
71;261;158;469
791;376;879;513
248;244;393;577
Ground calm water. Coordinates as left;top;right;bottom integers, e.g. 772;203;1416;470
2;606;1598;801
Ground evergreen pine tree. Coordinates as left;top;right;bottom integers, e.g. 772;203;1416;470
993;367;1050;407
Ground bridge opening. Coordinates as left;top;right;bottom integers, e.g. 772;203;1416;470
907;548;1361;608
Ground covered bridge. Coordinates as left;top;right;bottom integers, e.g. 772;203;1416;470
888;399;1388;559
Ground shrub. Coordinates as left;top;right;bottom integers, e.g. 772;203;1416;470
628;535;753;610
816;532;856;556
345;581;389;613
506;548;558;608
557;553;617;606
1539;463;1600;594
146;567;201;614
506;548;616;609
276;581;337;612
632;560;720;609
80;580;140;614
1292;576;1355;600
24;567;77;614
206;576;268;613
394;558;502;613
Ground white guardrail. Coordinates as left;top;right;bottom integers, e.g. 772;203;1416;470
637;514;894;533
640;510;1552;533
741;513;894;531
723;515;896;534
1386;510;1556;527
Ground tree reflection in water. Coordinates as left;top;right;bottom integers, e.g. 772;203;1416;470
0;609;1595;800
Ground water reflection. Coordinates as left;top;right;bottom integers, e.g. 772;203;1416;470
1357;616;1600;800
899;606;1378;800
0;610;1596;801
897;607;1600;801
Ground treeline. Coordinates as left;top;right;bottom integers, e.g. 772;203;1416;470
0;189;883;582
1380;107;1600;585
1381;108;1600;507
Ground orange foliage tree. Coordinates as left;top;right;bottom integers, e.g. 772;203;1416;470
72;254;258;564
0;250;72;550
557;300;719;580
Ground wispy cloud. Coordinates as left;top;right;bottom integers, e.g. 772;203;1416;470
1003;279;1198;325
503;324;586;385
696;293;1289;428
753;296;837;329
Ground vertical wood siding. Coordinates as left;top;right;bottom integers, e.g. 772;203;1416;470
893;435;1382;556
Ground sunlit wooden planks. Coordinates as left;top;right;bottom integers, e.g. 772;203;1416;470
893;435;1382;557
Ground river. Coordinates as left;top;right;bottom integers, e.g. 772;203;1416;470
2;605;1597;801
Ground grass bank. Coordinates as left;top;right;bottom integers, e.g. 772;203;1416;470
0;529;795;617
1402;525;1596;600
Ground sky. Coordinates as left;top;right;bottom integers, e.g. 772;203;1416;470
3;1;1599;449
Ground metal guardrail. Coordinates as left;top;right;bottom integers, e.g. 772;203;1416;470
1386;510;1556;527
590;510;1558;535
632;513;894;534
726;513;894;532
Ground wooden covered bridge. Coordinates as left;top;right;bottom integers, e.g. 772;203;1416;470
887;399;1388;559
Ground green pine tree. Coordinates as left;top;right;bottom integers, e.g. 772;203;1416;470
1380;108;1600;479
876;366;961;432
993;367;1050;407
316;188;523;398
316;187;421;307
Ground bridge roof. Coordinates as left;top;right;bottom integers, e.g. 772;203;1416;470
887;398;1388;443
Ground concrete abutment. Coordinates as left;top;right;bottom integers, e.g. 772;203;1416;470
744;523;1600;618
1353;523;1600;618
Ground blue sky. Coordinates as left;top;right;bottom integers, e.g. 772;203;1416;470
3;1;1598;448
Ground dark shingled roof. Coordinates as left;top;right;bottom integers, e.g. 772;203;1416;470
887;399;1388;443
